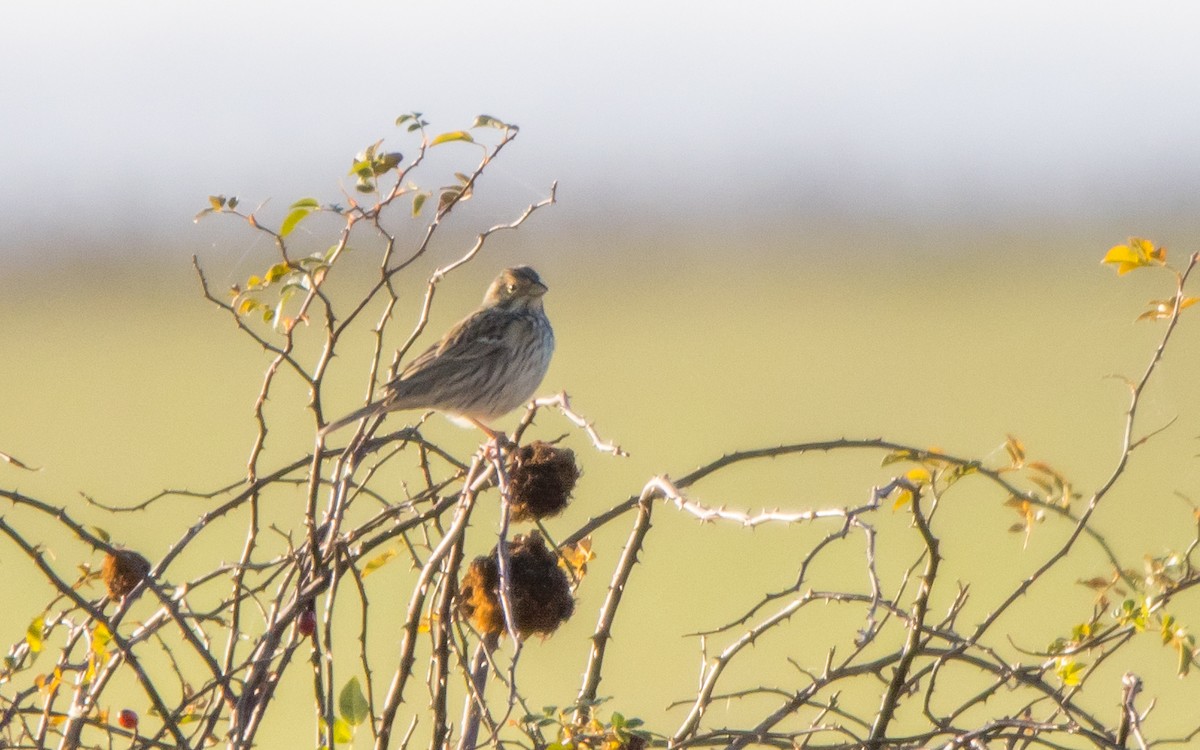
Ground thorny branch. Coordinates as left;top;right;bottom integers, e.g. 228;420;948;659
3;111;1199;750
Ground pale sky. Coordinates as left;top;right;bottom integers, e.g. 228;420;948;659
4;1;1200;261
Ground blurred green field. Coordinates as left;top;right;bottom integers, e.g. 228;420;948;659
3;227;1200;744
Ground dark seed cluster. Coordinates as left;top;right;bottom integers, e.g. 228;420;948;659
507;441;580;522
458;531;575;638
101;549;151;600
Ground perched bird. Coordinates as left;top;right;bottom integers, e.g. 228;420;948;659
323;266;554;437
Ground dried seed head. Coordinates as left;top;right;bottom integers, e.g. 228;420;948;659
101;549;151;600
458;531;574;638
507;441;580;522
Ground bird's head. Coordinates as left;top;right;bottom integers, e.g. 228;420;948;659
483;266;548;310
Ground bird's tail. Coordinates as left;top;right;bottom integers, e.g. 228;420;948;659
320;402;386;437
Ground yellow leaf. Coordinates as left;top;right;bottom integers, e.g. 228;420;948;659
264;262;291;284
36;667;62;694
1132;237;1167;263
1102;244;1140;265
26;616;44;653
904;468;931;485
1103;237;1166;274
417;615;439;633
91;622;112;657
1053;656;1085;686
361;549;397;578
430;130;474;146
560;537;596;578
880;448;919;466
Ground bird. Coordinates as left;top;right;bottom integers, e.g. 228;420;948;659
322;266;554;438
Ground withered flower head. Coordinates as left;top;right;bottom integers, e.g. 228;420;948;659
101;549;151;600
458;531;574;638
507;441;580;522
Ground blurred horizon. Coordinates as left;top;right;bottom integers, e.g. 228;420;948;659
5;1;1200;267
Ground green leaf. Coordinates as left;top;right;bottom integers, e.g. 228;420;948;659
339;676;369;726
373;152;403;175
89;526;111;544
208;195;227;210
264;262;292;284
362;549;397;578
472;114;511;130
280;202;317;237
26;616;44;653
430;130;474;146
280;281;308;300
1162;614;1177;645
438;187;462;213
411;192;428;217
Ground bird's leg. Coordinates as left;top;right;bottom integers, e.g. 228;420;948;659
466;417;500;441
468;418;518;466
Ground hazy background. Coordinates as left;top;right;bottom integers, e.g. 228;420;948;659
5;0;1200;264
4;1;1200;744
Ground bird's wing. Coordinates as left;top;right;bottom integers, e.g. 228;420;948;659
399;309;510;374
381;309;522;400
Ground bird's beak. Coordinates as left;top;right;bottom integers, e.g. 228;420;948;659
531;279;548;296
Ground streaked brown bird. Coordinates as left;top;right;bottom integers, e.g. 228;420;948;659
322;266;554;437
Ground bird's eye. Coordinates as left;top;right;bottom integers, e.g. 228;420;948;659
506;283;516;294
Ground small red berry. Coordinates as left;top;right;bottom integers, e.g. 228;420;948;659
298;608;316;637
117;709;138;730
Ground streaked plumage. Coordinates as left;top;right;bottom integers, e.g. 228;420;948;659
323;266;554;435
